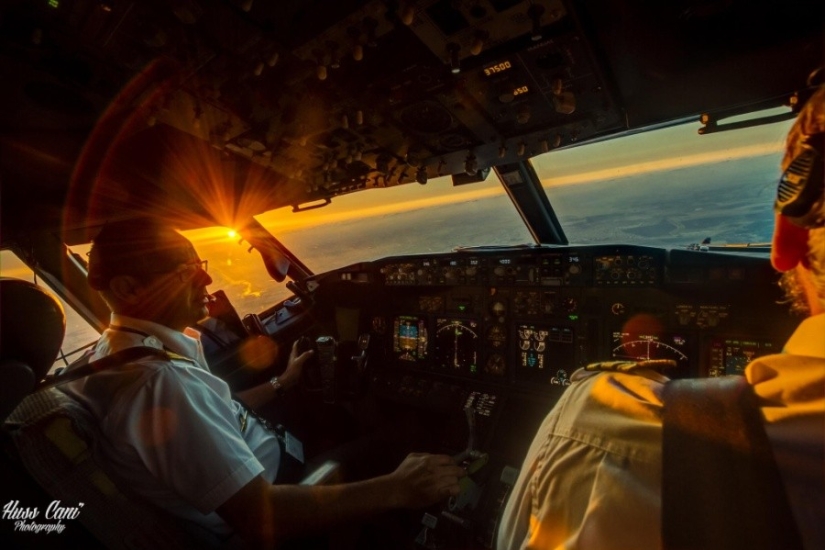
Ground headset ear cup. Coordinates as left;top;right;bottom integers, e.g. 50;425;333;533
775;133;825;228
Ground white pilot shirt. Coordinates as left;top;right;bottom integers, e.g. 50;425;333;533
63;314;281;541
497;314;824;550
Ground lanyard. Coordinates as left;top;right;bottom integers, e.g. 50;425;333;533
109;325;152;338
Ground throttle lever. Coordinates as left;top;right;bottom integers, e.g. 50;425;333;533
351;333;370;373
452;406;478;464
448;406;488;513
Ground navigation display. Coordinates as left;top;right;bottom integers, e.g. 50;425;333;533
435;318;480;373
393;315;428;362
709;337;778;377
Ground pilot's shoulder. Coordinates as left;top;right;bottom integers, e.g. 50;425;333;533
87;350;201;387
558;360;670;424
570;359;676;384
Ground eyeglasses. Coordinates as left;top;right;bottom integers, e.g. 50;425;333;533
152;259;208;283
174;259;209;282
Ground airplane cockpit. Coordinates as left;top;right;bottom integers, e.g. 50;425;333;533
1;0;823;548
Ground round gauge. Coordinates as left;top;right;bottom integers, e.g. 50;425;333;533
612;337;688;364
485;354;506;376
490;300;506;316
486;324;507;348
435;319;479;372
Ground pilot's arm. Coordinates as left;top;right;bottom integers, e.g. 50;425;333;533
217;453;464;547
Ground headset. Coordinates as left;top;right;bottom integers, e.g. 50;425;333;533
775;132;825;228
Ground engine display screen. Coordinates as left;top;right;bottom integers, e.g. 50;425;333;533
434;318;480;373
709;337;778;377
517;324;575;384
393;315;428;362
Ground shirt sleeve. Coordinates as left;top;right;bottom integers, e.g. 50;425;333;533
115;362;265;514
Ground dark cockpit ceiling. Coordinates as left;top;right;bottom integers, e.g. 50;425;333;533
1;0;822;244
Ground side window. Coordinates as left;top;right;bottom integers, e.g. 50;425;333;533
0;249;100;372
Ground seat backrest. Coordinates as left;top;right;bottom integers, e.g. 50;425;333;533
0;278;225;548
6;387;216;549
0;277;66;423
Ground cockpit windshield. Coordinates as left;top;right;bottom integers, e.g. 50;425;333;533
182;112;793;317
539;113;794;248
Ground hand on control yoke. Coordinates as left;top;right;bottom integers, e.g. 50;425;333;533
279;339;314;390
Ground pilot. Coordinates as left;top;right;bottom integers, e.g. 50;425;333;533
497;87;824;549
62;219;464;547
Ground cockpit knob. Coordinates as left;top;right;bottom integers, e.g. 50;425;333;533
352;44;364;61
400;4;415;26
517;142;526;156
498;145;507;158
437;159;446;176
553;91;576;114
355;110;364;125
528;4;545;41
465;154;478;175
416;166;428;185
470;31;488;56
516;105;531;124
328;41;342;69
448;43;461;74
267;52;279;67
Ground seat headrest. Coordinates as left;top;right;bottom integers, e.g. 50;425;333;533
1;278;65;421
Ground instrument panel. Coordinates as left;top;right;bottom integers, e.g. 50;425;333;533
324;245;796;393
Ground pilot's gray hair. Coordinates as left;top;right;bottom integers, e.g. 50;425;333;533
809;228;825;310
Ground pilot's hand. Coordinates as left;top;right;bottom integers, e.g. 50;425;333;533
388;453;465;508
279;339;314;390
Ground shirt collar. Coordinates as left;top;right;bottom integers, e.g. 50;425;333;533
106;313;208;368
783;313;825;358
